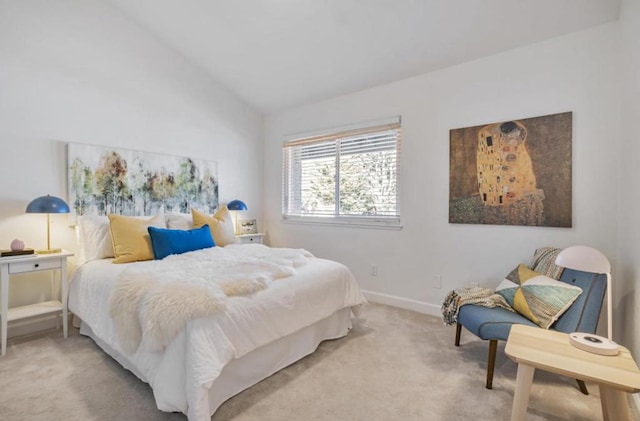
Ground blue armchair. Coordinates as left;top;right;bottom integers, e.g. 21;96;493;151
454;247;608;392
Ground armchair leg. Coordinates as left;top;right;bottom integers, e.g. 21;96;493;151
455;323;462;346
486;340;498;389
577;379;589;395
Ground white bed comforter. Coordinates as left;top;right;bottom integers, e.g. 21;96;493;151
68;244;366;419
110;245;314;354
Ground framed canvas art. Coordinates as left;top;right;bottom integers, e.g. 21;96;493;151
67;143;218;219
237;219;257;234
449;112;572;227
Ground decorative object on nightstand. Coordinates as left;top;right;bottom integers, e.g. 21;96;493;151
237;219;257;234
1;250;74;356
227;199;247;235
10;238;24;251
0;249;35;258
568;332;619;356
25;194;70;254
1;239;35;258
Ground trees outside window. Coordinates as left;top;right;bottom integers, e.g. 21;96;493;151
283;120;401;224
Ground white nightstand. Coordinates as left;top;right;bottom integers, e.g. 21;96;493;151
0;250;73;356
236;233;264;244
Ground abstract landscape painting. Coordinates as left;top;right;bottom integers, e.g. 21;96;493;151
449;112;572;227
67;143;218;219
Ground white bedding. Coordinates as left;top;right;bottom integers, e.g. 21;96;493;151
68;244;366;420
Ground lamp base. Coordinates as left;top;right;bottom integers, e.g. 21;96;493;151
569;332;619;356
37;248;62;255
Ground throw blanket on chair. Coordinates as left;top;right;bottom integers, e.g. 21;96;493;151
441;286;513;326
109;244;313;354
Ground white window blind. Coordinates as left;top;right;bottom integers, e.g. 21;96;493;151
283;119;401;224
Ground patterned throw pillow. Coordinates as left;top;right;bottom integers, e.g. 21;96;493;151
495;264;582;329
529;247;564;280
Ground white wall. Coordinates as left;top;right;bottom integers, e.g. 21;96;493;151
265;23;625;338
0;0;263;330
618;0;640;360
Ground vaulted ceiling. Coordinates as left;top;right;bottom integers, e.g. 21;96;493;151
107;0;620;113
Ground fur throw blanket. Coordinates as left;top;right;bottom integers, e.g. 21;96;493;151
109;244;313;354
441;286;513;326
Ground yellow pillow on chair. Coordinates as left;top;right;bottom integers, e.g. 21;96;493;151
191;207;237;247
108;214;166;263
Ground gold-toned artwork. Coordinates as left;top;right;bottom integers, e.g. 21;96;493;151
449;112;572;227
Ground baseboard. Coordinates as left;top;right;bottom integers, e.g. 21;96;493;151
361;290;441;317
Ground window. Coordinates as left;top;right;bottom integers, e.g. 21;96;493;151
282;117;401;228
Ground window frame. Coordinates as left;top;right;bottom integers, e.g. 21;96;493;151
282;117;402;230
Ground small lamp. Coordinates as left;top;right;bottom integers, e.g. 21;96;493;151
555;246;613;340
227;199;247;235
26;194;70;254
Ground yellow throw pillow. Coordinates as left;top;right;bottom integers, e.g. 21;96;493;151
108;214;166;263
191;206;236;247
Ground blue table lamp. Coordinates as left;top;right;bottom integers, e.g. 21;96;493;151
26;195;70;254
227;200;247;235
227;200;247;211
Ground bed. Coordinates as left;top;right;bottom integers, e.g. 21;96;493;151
68;214;366;421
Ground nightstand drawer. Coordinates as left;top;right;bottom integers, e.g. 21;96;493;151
9;259;61;274
237;233;264;244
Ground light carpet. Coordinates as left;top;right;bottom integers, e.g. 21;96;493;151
0;303;633;420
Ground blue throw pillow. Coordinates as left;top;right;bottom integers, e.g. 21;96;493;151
147;225;215;260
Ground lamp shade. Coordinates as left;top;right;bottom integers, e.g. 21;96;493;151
555;245;613;341
227;199;247;211
26;195;70;214
555;246;610;274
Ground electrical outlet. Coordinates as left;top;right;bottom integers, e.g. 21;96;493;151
432;274;442;289
370;264;378;276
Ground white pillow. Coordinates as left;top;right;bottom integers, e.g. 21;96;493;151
165;212;193;230
77;213;168;262
78;215;114;261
